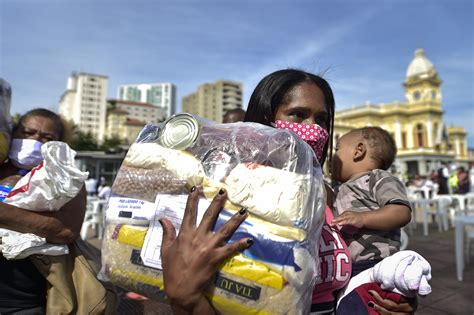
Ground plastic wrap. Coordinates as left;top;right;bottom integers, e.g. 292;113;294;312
5;141;89;210
100;113;326;314
0;141;88;259
0;78;12;163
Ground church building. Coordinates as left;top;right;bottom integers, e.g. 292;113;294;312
333;49;469;177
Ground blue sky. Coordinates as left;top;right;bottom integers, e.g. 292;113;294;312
1;0;473;145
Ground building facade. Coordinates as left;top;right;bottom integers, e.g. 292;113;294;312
59;72;108;141
333;49;469;177
182;80;243;123
118;83;176;118
105;99;166;144
75;150;126;185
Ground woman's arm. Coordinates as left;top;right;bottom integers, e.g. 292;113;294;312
160;187;252;314
0;186;87;244
369;290;417;315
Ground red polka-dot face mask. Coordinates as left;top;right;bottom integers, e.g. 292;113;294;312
274;120;329;163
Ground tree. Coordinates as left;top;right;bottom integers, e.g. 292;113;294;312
62;119;99;151
69;130;99;151
100;135;123;152
11;113;21;125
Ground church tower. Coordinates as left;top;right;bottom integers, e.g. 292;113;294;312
404;48;442;105
333;48;469;177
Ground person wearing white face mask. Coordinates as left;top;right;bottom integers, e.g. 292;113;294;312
0;108;85;314
7;108;63;171
8;138;44;171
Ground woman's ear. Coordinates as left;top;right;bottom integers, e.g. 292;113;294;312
353;142;366;161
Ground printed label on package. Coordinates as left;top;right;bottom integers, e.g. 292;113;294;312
215;274;261;300
130;249;161;271
140;194;210;270
106;196;156;221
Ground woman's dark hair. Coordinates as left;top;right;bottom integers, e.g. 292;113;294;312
14;108;65;141
244;69;335;166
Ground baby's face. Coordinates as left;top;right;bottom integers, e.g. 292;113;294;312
331;131;360;183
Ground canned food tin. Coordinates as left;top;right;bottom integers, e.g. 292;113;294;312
159;113;200;150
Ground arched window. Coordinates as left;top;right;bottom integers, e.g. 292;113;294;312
402;132;407;149
413;91;421;100
416;123;424;147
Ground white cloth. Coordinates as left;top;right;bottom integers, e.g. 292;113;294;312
337;250;432;306
442;166;450;178
85;178;98;194
98;185;111;200
370;250;432;297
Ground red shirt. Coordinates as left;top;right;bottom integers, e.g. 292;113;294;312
312;207;352;307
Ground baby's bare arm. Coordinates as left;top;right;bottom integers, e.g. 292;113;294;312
332;204;411;230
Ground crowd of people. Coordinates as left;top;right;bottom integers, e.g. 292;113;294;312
406;162;473;196
86;175;112;200
0;70;435;314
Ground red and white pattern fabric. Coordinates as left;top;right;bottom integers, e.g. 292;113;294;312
274;120;329;162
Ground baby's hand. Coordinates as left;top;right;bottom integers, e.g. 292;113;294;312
331;211;366;228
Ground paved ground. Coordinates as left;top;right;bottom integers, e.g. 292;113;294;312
87;221;474;314
407;225;474;315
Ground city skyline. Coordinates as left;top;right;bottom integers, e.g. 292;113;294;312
1;0;473;145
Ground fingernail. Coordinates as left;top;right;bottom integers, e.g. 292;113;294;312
158;219;163;226
367;301;374;308
239;207;247;215
368;290;374;296
218;188;225;195
191;186;196;192
246;238;254;246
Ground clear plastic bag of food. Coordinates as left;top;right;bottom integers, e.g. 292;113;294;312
100;113;326;314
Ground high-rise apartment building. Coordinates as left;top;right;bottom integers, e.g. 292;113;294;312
118;83;176;118
59;72;108;141
181;80;242;123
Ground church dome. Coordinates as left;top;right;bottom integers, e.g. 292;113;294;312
406;49;437;79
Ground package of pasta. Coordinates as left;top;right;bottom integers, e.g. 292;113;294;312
100;113;327;315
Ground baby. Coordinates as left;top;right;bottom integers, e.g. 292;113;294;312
330;127;411;276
